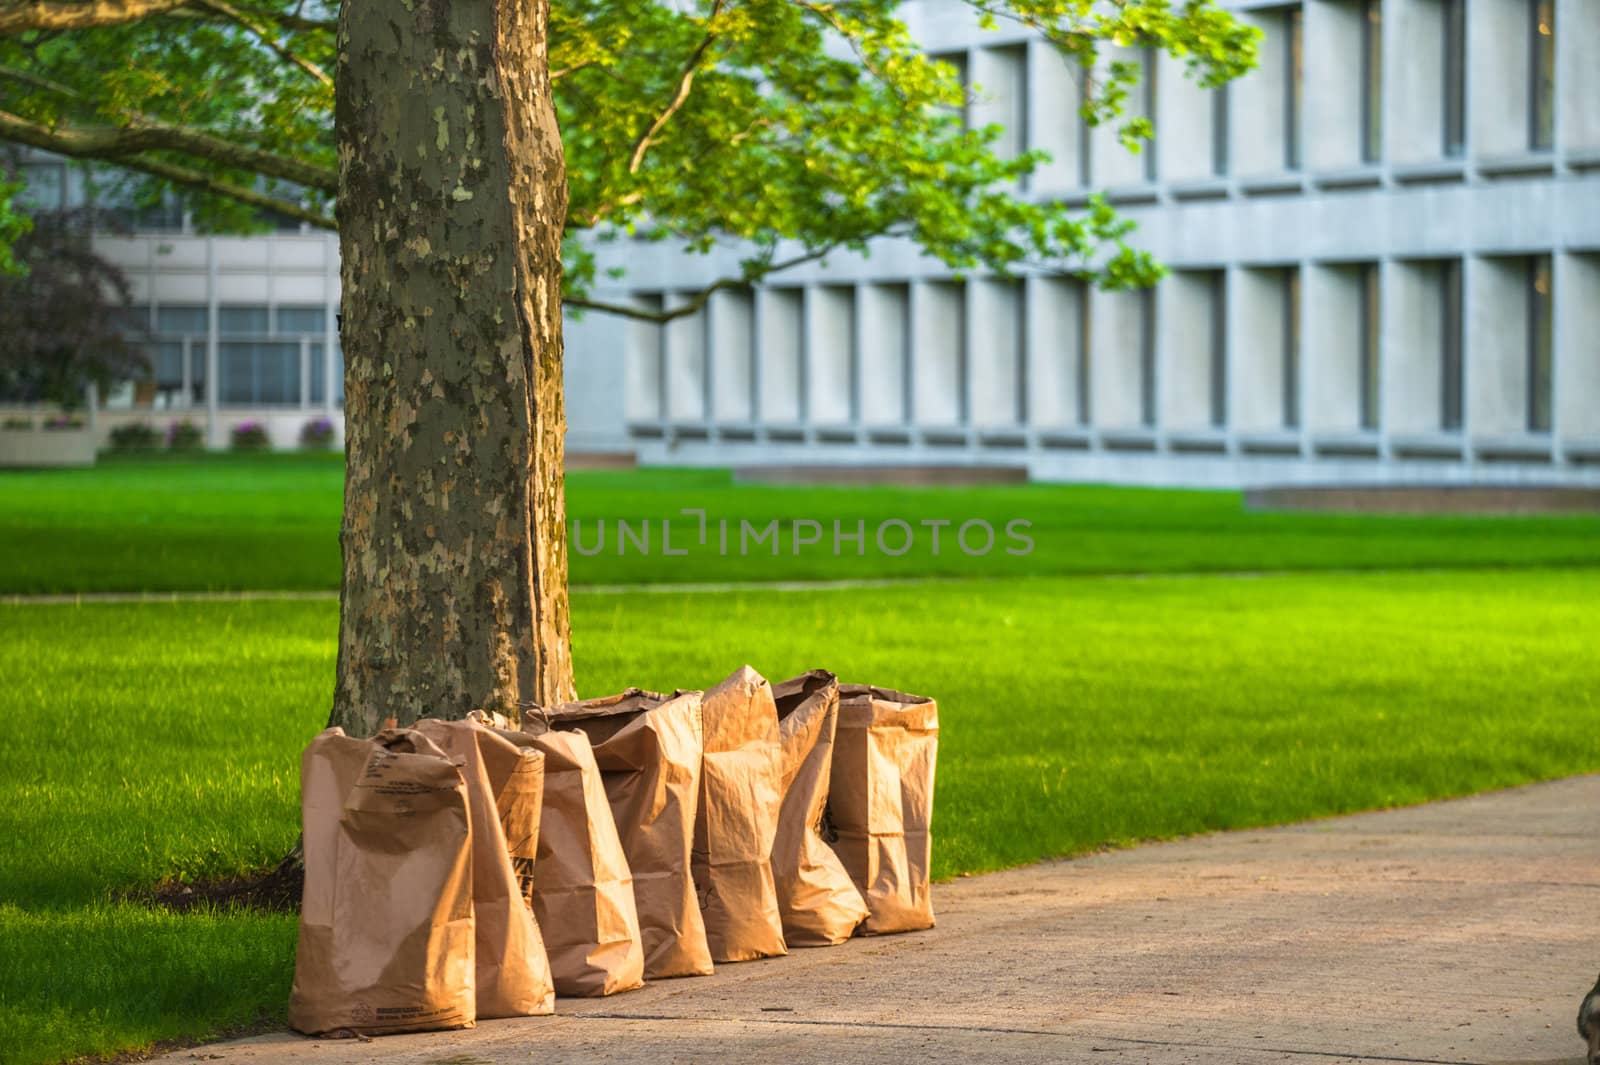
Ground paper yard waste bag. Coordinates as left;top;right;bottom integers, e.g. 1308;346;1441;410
692;666;787;962
770;671;869;945
289;727;476;1036
550;688;713;979
413;717;556;1018
518;719;646;997
828;684;939;935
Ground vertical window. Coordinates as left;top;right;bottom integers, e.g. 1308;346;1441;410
1285;6;1304;169
1531;0;1555;150
1283;268;1301;429
1077;286;1092;426
1139;289;1156;427
1442;0;1466;156
1143;47;1159;184
1210;272;1227;428
1440;260;1464;431
1359;264;1381;431
1212;86;1231;177
1360;0;1382;163
1528;255;1553;432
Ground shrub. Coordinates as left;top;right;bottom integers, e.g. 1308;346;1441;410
230;420;271;452
43;413;86;430
299;416;336;450
1;415;31;430
108;421;162;451
167;419;204;451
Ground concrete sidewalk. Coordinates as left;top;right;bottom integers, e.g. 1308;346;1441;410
175;776;1598;1065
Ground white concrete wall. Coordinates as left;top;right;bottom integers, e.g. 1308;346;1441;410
708;288;754;422
1160;270;1221;430
1232;267;1291;431
1030;41;1085;192
758;288;803;423
1557;254;1600;438
913;281;964;425
664;294;707;420
1468;257;1532;437
806;285;856;424
1232;7;1293;174
1304;264;1367;432
971;44;1028;193
1471;0;1533;156
1385;260;1447;433
859;283;910;426
1389;0;1449;163
1156;52;1220;182
971;279;1024;426
1560;0;1600;151
1025;275;1084;427
1088;287;1147;428
1305;0;1365;170
1089;47;1152;187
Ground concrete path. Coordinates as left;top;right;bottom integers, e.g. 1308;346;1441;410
170;776;1599;1065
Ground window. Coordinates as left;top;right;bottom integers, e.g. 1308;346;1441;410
1441;260;1464;431
276;306;327;335
219;306;270;336
1359;264;1380;430
1143;48;1159;184
1443;0;1466;156
1528;256;1553;432
1283;268;1301;428
1285;6;1304;169
18;163;65;211
219;342;301;405
153;305;207;407
1531;0;1556;150
157;306;208;334
1361;0;1382;163
1210;272;1227;428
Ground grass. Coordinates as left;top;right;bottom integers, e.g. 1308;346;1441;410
2;571;1598;1063
2;454;1599;593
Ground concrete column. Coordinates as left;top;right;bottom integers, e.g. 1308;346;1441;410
1156;52;1219;182
664;292;707;421
805;284;855;426
970;278;1024;427
1467;257;1531;437
1088;287;1146;429
970;44;1027;190
1089;46;1153;187
1304;263;1366;432
1389;0;1449;164
758;287;803;424
1025;275;1085;428
1231;8;1292;175
1384;260;1446;433
708;287;755;423
1159;270;1220;430
1555;253;1600;443
623;293;665;422
1231;267;1290;432
1470;0;1533;156
859;283;909;426
1028;40;1085;192
913;281;964;427
1559;0;1600;152
1305;0;1365;170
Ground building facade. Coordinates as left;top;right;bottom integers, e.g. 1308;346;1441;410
15;0;1600;484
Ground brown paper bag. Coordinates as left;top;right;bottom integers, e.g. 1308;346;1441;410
827;684;939;935
518;721;646;997
551;689;713;979
770;671;869;945
412;717;556;1018
693;666;787;962
289;727;476;1036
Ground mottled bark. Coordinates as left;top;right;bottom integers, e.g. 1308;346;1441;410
331;0;575;734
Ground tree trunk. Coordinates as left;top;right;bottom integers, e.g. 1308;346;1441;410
330;0;576;735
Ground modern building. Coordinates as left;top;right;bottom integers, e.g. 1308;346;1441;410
11;0;1600;485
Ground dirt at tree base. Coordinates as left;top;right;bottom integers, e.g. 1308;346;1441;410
142;855;303;914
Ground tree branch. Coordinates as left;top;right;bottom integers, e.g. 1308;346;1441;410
0;0;190;34
188;0;331;86
565;244;842;323
0;86;337;191
626;0;724;175
0;106;333;227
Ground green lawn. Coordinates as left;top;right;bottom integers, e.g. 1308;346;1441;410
2;571;1598;1064
2;455;1598;593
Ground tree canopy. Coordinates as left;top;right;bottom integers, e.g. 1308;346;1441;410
0;0;1257;321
